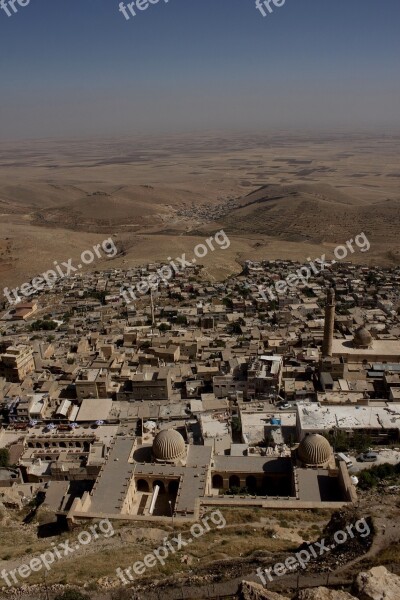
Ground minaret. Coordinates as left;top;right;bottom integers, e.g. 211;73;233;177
322;287;335;357
150;288;155;330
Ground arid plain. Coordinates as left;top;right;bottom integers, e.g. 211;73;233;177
1;132;399;296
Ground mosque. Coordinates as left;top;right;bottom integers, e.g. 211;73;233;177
65;427;356;526
322;288;400;363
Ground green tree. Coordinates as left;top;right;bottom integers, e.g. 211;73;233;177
0;448;9;468
223;296;233;309
323;431;349;452
352;432;372;454
30;320;58;331
231;417;242;434
358;470;378;490
214;339;226;348
357;462;400;490
175;315;188;325
228;321;242;335
83;290;107;304
366;273;379;285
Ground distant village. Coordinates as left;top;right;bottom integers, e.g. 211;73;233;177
0;258;399;526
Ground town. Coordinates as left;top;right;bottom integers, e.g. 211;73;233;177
0;256;399;529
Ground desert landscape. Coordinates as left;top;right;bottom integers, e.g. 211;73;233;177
1;132;399;297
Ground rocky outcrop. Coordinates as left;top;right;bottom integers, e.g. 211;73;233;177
240;580;289;600
355;566;400;600
295;588;357;599
239;567;400;600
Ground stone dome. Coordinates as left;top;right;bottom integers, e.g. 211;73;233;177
297;434;333;466
153;429;186;463
353;326;372;348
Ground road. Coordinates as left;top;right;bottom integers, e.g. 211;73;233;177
349;448;400;473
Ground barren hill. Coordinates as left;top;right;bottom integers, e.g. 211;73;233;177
0;183;206;233
210;183;400;245
1;132;399;291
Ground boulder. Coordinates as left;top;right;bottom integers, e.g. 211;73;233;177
240;580;289;600
295;588;357;599
355;566;400;600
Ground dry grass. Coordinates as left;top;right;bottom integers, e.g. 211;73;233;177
0;509;298;588
372;543;400;565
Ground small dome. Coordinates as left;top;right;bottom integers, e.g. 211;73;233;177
153;429;186;463
353;326;372;348
298;434;332;466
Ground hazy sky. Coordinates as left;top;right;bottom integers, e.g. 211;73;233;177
0;0;399;139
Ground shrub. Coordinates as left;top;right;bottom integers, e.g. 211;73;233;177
0;448;10;468
30;319;58;331
54;590;89;600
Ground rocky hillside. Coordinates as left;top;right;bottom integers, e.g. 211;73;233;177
239;566;400;600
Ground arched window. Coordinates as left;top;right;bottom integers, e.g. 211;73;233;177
212;474;223;489
153;480;165;493
168;480;179;495
246;475;257;492
136;479;149;493
229;475;240;489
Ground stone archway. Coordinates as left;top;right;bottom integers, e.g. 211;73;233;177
229;475;240;489
212;474;223;489
246;475;257;493
168;480;179;495
136;479;149;493
153;480;165;493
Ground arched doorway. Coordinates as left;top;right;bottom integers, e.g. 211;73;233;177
212;474;223;489
153;480;165;493
168;480;179;495
229;475;240;489
136;479;149;493
246;475;257;493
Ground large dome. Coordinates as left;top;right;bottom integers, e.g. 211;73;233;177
353;326;372;348
297;434;332;466
153;429;186;463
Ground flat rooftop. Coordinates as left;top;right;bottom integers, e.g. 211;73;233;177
200;413;230;439
332;338;400;358
240;410;296;445
89;437;134;513
298;403;400;432
76;398;113;422
297;468;344;502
